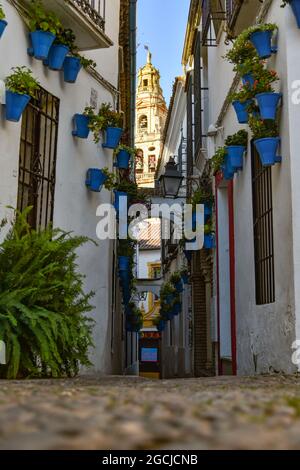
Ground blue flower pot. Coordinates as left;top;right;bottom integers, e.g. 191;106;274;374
255;92;282;120
63;56;82;83
28;30;56;60
175;280;183;293
102;127;123;149
0;19;7;38
115;150;131;169
204;204;213;217
254;137;280;167
204;234;215;250
5;91;31;122
173;303;182;316
72;114;90;138
181;274;189;285
184;250;192;262
242;73;255;87
249;30;273;59
226;145;246;170
85;168;107;192
232;99;252;124
221;154;235;180
46;44;69;71
291;0;300;28
114;190;128;212
119;256;130;272
157;320;166;332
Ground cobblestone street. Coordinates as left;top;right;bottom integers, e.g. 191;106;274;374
1;375;300;450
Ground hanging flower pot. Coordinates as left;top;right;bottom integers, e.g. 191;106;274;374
254;137;280;167
45;44;69;71
5;91;31;122
226;146;245;170
221;154;235;181
249;30;273;59
242;73;255;87
290;0;300;28
72;114;90;139
181;273;189;285
118;256;130;272
115;149;131;169
175;280;183;294
157;320;166;332
28;31;56;60
172;303;182;316
204;234;215;250
255;92;282;120
0;19;7;38
184;250;192;262
85;168;107;192
232;99;252;124
63;56;82;83
102;127;123;149
113;190;128;212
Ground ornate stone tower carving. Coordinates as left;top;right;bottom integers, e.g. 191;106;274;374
135;51;168;188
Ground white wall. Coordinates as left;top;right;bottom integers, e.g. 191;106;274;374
0;0;121;373
206;0;297;374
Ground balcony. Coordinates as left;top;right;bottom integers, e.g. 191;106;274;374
225;0;264;36
19;0;113;50
202;0;226;47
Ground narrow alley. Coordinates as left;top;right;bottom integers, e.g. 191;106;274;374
1;375;300;450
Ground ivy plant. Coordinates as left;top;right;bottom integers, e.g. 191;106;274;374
6;67;40;98
28;0;62;35
0;3;5;20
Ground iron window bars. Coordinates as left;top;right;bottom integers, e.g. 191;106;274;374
202;0;226;47
252;143;275;305
18;88;60;230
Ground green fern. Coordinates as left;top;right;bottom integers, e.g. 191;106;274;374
0;207;95;379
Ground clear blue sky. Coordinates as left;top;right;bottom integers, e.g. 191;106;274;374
137;0;190;105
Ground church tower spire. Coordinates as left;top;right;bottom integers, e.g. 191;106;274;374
135;51;168;188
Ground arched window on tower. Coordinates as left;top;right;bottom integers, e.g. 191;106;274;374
139;115;148;130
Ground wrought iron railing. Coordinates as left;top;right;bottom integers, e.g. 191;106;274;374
72;0;106;31
202;0;226;46
226;0;243;29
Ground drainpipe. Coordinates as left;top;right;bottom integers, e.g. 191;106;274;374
129;0;137;147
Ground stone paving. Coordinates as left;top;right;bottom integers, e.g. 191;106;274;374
1;375;300;450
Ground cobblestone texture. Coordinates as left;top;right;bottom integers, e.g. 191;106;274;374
1;375;300;449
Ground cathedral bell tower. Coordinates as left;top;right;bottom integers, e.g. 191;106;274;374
135;51;168;188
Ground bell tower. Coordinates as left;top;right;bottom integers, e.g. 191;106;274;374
135;50;168;188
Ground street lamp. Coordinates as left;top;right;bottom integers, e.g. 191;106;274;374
159;157;184;198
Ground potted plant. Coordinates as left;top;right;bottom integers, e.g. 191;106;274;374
113;180;138;212
114;145;136;170
85;168;108;192
27;0;61;60
229;84;255;124
252;69;281;120
72;106;95;139
102;168;116;191
204;222;215;250
180;268;189;285
45;28;75;71
225;130;248;170
245;24;278;59
249;116;280;166
224;33;257;66
0;3;7;38
88;103;124;149
282;0;300;28
5;67;40;122
170;272;183;293
118;239;135;272
63;53;96;84
211;147;227;175
160;282;176;305
221;153;235;181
